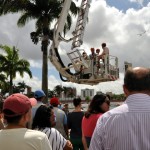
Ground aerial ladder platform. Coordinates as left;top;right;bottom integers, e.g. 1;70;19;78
72;0;91;49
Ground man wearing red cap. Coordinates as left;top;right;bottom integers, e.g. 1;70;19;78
0;93;52;150
50;97;68;139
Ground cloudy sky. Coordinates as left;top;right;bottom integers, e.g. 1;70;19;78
0;0;150;95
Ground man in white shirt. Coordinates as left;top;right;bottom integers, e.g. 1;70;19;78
100;43;109;73
90;67;150;150
0;93;52;150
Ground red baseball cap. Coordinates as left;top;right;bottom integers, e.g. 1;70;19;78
3;93;32;117
50;97;60;106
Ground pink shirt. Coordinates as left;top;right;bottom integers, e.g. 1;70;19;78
82;113;102;137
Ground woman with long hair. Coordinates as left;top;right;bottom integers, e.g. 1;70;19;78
32;105;73;150
82;94;110;149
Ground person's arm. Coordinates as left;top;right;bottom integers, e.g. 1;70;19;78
67;113;71;129
89;117;105;150
64;113;69;138
82;130;88;150
82;117;88;150
63;140;73;150
0;119;4;129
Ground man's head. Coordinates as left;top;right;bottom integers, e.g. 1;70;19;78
73;97;81;107
34;90;45;101
96;49;100;54
123;67;150;96
102;43;106;48
3;93;33;125
50;97;60;107
90;48;95;53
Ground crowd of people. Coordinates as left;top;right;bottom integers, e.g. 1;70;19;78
0;66;150;150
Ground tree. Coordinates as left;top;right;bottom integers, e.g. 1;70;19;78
17;81;28;93
48;89;56;98
62;86;69;100
67;87;75;99
54;85;63;98
0;45;32;95
0;0;79;103
0;73;7;89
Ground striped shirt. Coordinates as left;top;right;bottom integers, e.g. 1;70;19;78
89;93;150;150
37;127;67;150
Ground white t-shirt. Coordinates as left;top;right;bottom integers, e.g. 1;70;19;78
0;128;52;150
38;127;67;150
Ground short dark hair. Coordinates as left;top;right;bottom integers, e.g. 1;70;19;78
73;98;81;107
124;68;150;92
3;109;22;124
85;94;108;118
102;43;106;47
32;105;53;129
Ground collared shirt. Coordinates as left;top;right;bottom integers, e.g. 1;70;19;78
89;94;150;150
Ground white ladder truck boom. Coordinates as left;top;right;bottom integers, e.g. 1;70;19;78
72;0;91;49
49;0;119;85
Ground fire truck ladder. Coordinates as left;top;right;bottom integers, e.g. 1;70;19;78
71;0;91;49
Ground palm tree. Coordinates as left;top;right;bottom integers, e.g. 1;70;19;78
0;45;32;95
54;85;63;98
0;73;7;95
48;89;56;98
17;81;28;93
63;86;69;100
0;0;79;103
67;87;75;99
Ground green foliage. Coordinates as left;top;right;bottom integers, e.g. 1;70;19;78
85;96;90;102
0;0;79;102
112;94;125;101
0;45;32;95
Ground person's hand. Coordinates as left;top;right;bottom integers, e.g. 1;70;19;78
63;140;73;150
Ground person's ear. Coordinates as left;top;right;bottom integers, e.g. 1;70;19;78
123;85;129;96
23;109;32;122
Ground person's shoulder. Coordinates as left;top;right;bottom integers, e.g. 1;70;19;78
27;129;47;138
102;103;128;119
51;128;61;135
58;108;66;115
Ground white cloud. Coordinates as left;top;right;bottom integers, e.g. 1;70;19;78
129;0;144;6
1;0;150;95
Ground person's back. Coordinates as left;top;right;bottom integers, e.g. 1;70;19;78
1;93;51;150
0;128;51;150
95;98;150;150
90;67;150;150
82;94;110;149
50;97;68;138
67;98;84;150
32;105;73;150
68;111;84;138
32;90;46;119
53;107;68;138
